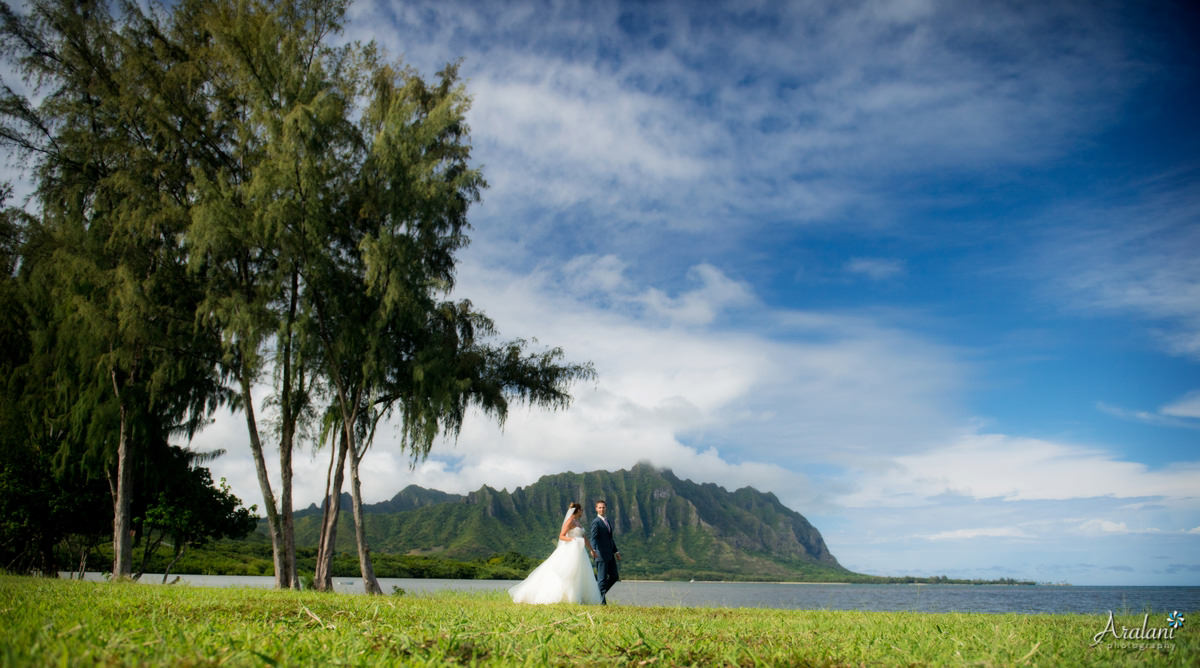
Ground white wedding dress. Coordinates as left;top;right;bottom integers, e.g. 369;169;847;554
508;526;603;604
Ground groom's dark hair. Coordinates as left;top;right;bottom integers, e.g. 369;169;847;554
594;499;607;505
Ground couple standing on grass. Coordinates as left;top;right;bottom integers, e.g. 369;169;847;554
508;500;621;605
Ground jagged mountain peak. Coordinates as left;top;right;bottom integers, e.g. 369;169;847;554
289;464;847;581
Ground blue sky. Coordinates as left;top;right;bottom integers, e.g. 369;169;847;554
195;0;1200;585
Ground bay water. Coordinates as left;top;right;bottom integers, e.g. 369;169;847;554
66;573;1200;615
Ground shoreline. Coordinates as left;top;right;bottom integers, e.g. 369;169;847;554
62;572;1110;587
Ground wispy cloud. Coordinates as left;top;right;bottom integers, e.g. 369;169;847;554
924;527;1033;541
1076;520;1160;536
1161;390;1200;419
845;258;905;281
1070;520;1200;536
841;433;1200;507
1098;400;1200;431
557;255;758;326
343;0;1145;271
1036;175;1200;360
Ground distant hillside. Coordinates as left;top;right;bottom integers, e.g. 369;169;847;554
296;485;465;518
277;463;852;581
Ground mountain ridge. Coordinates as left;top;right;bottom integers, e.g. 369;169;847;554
286;462;851;581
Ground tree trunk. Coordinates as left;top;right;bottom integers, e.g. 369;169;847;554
162;544;187;584
314;428;348;591
280;421;297;589
277;269;300;589
348;445;381;595
111;402;133;579
135;533;162;582
38;530;56;578
76;545;90;579
239;372;288;588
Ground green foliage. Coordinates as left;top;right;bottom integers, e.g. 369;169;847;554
133;446;258;580
3;576;1194;666
78;541;533;581
0;187;254;577
0;0;235;577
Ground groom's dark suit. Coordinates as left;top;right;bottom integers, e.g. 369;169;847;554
589;514;620;604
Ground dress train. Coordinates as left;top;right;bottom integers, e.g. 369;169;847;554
508;527;603;605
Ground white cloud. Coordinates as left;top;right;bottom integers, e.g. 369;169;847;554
200;253;964;513
1094;388;1200;431
1161;390;1200;419
466;67;710;224
1096;402;1200;431
845;257;905;281
924;527;1033;541
635;264;757;326
555;256;758;327
454;256;966;464
561;254;630;296
1078;520;1131;535
1073;520;1181;536
339;0;1144;263
1037;181;1200;360
841;433;1200;507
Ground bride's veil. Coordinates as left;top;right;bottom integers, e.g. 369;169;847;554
561;504;577;532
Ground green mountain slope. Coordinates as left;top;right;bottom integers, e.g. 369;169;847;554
295;485;465;518
280;463;851;581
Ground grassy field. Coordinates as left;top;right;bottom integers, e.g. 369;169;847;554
1;575;1194;666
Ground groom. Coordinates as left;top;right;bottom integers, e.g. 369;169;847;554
589;499;621;604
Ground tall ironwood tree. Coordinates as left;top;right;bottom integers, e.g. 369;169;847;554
184;0;353;589
336;63;599;592
0;0;226;579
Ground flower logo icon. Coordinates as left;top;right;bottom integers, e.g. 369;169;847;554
1167;611;1185;629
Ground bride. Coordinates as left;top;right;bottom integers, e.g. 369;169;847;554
508;502;603;605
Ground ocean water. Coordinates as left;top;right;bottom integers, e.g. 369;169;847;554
606;581;1200;615
65;573;1200;615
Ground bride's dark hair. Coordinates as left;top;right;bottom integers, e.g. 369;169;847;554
568;501;582;514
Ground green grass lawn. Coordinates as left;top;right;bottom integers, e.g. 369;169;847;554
1;575;1194;666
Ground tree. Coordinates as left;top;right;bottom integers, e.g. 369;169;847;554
0;188;248;582
0;0;227;578
298;56;595;594
135;446;257;583
0;186;114;577
183;0;352;589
